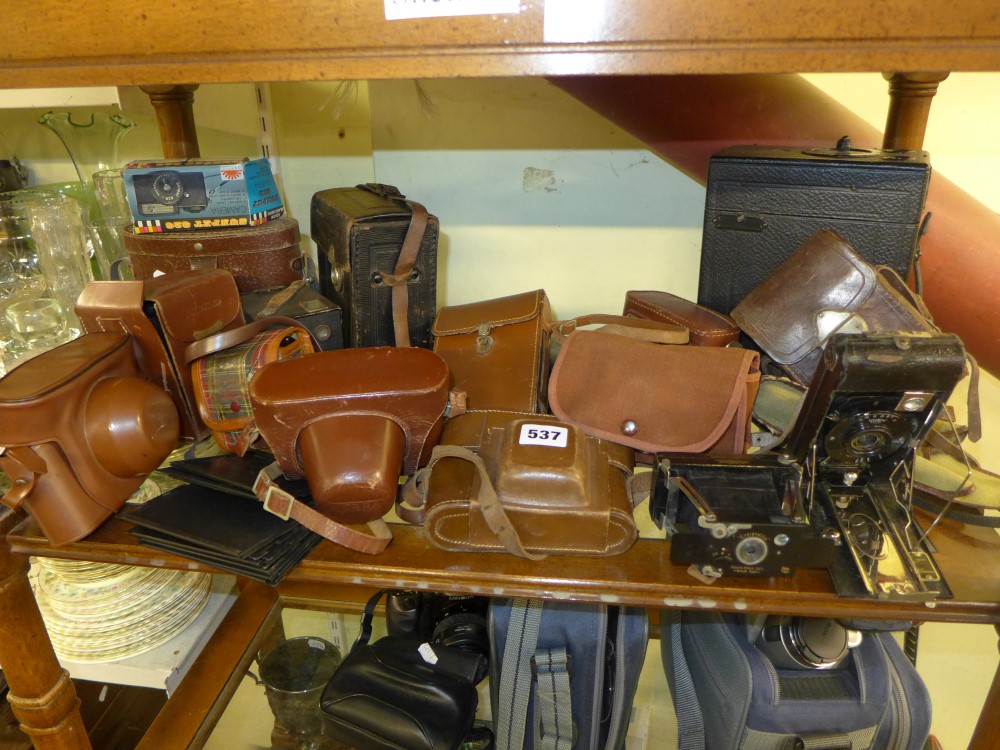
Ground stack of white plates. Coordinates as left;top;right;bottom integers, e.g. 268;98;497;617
30;558;212;663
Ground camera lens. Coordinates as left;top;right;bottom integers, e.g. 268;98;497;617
754;616;858;670
430;595;490;682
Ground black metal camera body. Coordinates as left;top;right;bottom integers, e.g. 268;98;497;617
132;169;209;216
385;590;490;682
652;332;966;600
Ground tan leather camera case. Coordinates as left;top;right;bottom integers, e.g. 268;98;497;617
249;347;450;523
0;332;179;545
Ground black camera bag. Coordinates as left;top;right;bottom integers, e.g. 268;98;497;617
320;590;484;750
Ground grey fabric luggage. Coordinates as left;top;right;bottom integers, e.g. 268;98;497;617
661;610;932;750
489;598;648;750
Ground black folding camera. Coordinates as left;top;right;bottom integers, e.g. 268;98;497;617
132;169;209;215
652;331;966;600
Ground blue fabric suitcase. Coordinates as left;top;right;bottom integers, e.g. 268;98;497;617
661;610;932;750
489;599;648;750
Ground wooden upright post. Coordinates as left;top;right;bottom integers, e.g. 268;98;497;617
139;84;202;159
882;72;950;151
0;511;89;749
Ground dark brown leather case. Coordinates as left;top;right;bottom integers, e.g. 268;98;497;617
123;217;306;293
311;184;438;349
623;290;740;347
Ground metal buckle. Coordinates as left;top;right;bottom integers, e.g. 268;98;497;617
262;486;293;521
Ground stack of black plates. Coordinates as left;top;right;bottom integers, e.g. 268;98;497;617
120;451;320;585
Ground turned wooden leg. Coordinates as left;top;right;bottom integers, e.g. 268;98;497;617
0;512;89;749
138;84;202;159
881;72;950;151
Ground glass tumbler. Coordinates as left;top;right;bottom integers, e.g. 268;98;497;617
24;192;93;324
4;297;75;367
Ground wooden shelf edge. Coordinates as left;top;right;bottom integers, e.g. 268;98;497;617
3;41;1000;89
10;514;1000;626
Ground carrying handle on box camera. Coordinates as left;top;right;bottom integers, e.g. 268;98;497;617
357;183;428;349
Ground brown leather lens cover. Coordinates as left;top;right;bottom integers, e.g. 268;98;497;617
298;414;405;523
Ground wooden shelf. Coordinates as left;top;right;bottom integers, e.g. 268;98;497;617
10;512;1000;625
4;2;1000;746
3;0;1000;88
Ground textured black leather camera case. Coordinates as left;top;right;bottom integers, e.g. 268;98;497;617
311;184;438;348
697;143;931;315
240;283;345;351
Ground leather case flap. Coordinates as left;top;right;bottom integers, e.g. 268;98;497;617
624;290;739;347
731;229;877;365
423;411;636;556
432;289;546;336
432;290;551;412
123;217;300;257
76;279;205;438
249;347;450;477
548;330;760;454
145;269;244;344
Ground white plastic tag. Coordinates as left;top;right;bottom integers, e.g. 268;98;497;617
418;642;438;664
518;423;569;448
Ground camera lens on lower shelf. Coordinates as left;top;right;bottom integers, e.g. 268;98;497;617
754;616;861;670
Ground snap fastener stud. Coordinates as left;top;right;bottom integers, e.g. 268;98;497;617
621;419;638;436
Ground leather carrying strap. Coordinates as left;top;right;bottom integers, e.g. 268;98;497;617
183;315;318;364
552;313;688;345
358;183;428;348
387;200;427;348
426;444;545;561
253;462;392;555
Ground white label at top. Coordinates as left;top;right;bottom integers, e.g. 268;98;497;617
519;423;569;448
385;0;521;20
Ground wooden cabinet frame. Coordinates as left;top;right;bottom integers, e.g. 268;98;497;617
2;2;1000;746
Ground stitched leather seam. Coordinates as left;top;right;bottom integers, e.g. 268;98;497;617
628;296;735;338
426;506;614;555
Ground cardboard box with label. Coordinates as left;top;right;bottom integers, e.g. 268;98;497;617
123;158;284;233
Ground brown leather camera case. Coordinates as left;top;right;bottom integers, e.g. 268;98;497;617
623;290;740;347
123;217;305;293
249;347;451;523
421;411;637;557
76;269;245;440
0;332;179;545
432;289;552;413
732;229;937;385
